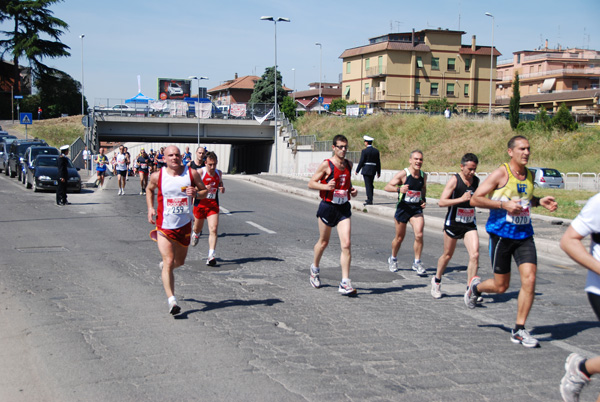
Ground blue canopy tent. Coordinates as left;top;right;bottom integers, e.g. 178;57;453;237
125;92;154;105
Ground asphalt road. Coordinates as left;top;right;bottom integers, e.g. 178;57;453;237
0;173;598;401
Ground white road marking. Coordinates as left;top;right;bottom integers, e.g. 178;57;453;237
246;221;276;234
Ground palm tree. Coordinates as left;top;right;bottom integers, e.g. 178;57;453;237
0;0;70;94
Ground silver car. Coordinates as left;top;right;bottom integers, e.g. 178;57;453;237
0;142;8;173
528;167;564;189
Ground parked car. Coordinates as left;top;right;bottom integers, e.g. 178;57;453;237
22;146;60;186
0;142;9;173
528;167;565;189
27;154;81;193
6;139;47;179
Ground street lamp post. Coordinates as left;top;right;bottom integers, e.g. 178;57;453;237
188;75;209;145
261;16;290;174
315;43;322;114
292;68;296;117
79;34;85;116
485;12;494;119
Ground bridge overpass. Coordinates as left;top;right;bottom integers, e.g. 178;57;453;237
91;114;277;174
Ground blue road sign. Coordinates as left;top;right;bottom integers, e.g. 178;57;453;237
318;96;324;104
14;95;23;99
20;113;33;125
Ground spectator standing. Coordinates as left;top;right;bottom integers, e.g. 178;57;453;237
56;145;70;205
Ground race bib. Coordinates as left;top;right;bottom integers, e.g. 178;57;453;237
140;163;148;169
332;189;348;204
165;197;189;215
207;187;218;199
405;190;421;203
506;206;531;225
455;208;475;224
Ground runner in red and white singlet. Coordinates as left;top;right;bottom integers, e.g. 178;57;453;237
147;146;207;316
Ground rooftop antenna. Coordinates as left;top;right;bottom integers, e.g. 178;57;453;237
395;21;402;32
458;1;461;30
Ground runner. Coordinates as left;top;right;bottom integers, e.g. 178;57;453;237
431;153;480;299
146;145;207;316
95;147;109;189
559;192;600;401
136;149;151;195
115;145;129;195
384;150;428;276
191;152;224;266
308;134;358;295
469;135;558;347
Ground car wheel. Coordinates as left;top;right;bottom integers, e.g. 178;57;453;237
3;165;8;176
25;174;31;189
533;183;539;188
32;179;39;192
8;164;15;178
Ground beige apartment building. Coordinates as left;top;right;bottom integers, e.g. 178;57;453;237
339;29;500;112
495;44;600;115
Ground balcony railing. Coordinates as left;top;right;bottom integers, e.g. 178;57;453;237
366;66;387;76
497;67;600;81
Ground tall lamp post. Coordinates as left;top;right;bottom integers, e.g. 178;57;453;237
260;16;290;174
485;12;494;119
79;34;85;116
188;75;209;145
315;42;322;114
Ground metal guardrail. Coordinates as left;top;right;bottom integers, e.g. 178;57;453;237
296;135;316;146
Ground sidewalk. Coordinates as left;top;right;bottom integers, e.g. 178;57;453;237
233;173;573;261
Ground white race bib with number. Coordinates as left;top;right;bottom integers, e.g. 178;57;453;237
506;207;531;225
165;197;189;215
456;208;475;224
405;190;421;203
207;187;218;199
332;189;348;204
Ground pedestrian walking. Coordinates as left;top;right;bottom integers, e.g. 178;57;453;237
355;135;381;206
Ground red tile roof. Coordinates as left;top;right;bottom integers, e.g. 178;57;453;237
208;75;260;93
459;45;502;56
339;42;431;58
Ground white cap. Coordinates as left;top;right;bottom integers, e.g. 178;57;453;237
363;135;374;142
60;145;69;151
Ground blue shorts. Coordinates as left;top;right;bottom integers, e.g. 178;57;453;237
316;201;351;227
394;203;423;224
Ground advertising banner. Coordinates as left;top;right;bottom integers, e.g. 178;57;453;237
230;103;247;117
158;78;191;100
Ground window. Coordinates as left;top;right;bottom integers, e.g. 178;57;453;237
447;58;456;71
464;83;469;97
446;83;455;96
430;83;439;95
346;62;351;74
431;57;439;70
517;54;521;64
465;58;471;72
572;81;579;90
416;56;423;68
365;58;370;70
378;56;383;74
344;85;351;99
364;83;370;95
415;82;420;94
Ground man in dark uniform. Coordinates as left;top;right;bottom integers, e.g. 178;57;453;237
355;135;381;206
57;145;70;205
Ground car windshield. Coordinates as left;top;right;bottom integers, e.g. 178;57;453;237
31;148;59;159
36;156;74;168
17;143;38;155
542;169;561;177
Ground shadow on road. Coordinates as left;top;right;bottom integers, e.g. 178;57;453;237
179;297;284;316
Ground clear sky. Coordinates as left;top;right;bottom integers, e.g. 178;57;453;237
3;0;599;107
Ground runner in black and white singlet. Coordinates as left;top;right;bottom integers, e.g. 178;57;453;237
308;135;358;296
146;145;207;316
384;150;428;276
431;153;481;300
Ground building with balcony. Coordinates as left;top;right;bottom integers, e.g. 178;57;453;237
495;43;600;115
293;82;342;113
339;29;499;112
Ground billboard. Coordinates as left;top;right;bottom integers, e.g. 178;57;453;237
158;78;192;100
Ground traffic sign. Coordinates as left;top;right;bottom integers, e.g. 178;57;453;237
19;113;33;125
318;96;324;104
14;95;23;99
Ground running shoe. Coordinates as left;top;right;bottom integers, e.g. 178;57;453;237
412;260;427;276
206;255;217;266
159;261;163;271
388;256;399;272
169;300;181;316
510;328;539;348
191;232;200;247
464;276;481;309
338;280;357;295
560;353;590;402
139;191;143;195
431;277;442;299
309;264;321;288
477;296;484;303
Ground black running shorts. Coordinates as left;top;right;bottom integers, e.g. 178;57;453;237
488;233;537;275
317;200;351;227
444;225;477;240
394;204;423;224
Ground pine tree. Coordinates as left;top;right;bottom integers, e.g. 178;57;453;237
509;73;520;130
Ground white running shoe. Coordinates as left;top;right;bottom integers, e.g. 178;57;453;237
388;256;399;272
431;277;442;299
206;255;217;266
309;264;321;288
169;300;181;316
191;232;200;247
338;279;357;295
464;276;481;309
560;353;590;402
412;260;427;276
510;328;539;348
159;261;163;271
